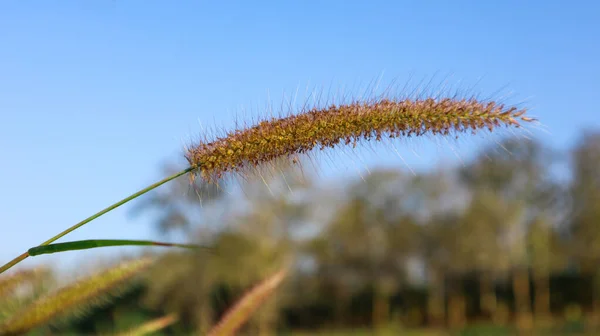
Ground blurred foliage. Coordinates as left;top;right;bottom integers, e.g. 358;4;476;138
5;131;600;335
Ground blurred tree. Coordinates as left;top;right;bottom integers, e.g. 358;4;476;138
217;175;310;336
419;218;449;327
451;189;511;323
527;215;567;323
425;212;465;330
568;131;600;326
407;169;461;328
459;137;558;331
308;169;418;333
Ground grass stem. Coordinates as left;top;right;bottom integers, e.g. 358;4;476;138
0;167;194;275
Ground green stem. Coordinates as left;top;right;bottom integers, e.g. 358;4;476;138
0;252;29;275
28;239;206;256
0;167;194;275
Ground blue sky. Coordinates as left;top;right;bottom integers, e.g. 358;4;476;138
1;1;599;272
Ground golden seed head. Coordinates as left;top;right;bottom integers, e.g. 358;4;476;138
186;97;533;183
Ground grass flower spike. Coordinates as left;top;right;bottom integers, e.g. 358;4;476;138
186;97;533;183
0;81;536;277
0;258;154;335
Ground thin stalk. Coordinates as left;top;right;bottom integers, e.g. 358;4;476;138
0;167;194;275
28;239;207;256
0;253;29;276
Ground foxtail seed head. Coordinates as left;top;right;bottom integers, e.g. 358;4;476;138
186;97;533;183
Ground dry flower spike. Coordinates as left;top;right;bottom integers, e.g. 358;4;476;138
186;96;534;183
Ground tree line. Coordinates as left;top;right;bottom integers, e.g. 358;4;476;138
18;130;600;334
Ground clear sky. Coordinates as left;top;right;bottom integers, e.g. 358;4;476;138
1;1;599;272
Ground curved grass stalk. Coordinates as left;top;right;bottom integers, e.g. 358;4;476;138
27;239;207;256
0;167;193;275
207;266;289;336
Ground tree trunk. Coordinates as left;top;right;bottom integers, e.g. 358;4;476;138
372;279;392;334
479;271;497;319
334;281;345;328
448;276;466;330
589;271;600;331
372;290;389;333
533;272;551;322
427;270;445;327
592;298;600;331
512;268;533;333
